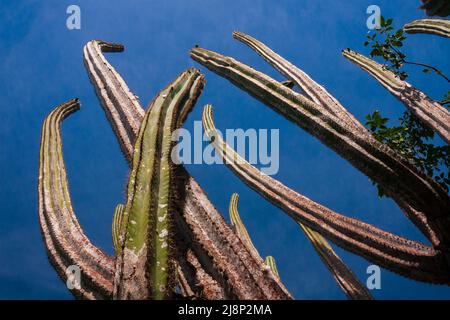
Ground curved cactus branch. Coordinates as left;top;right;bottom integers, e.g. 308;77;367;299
190;42;450;252
202;104;450;285
38;99;115;300
83;40;144;163
230;191;372;299
228;193;262;262
297;223;372;300
420;0;450;17
84;40;292;299
232;31;368;136
343;49;450;144
404;19;450;38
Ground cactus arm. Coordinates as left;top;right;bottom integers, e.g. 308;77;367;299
228;193;263;261
174;168;293;299
297;223;373;300
84;40;292;299
190;45;450;250
404;19;450;38
38;99;115;299
264;256;280;279
342;49;450;145
114;69;201;299
112;204;125;255
83;40;144;163
202;104;450;285
232;31;368;135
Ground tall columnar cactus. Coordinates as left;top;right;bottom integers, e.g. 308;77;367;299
39;25;450;299
113;69;200;299
191;31;450;285
39;40;292;300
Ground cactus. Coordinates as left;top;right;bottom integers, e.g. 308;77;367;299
420;0;450;17
228;193;372;299
202;104;449;284
191;33;450;253
39;40;292;300
39;27;449;299
342;49;450;144
192;30;450;286
404;19;450;38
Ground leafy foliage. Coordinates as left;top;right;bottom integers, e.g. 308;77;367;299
363;17;450;195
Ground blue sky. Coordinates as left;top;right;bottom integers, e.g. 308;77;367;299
0;0;449;299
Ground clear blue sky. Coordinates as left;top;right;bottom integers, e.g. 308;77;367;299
0;0;449;299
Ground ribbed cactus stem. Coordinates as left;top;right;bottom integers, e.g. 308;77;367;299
264;256;280;279
112;204;125;255
342;49;450;145
38;99;115;299
191;39;450;251
404;19;450;38
83;40;292;299
83;40;144;162
115;69;201;300
297;223;372;300
228;193;262;261
232;31;368;136
202;104;450;285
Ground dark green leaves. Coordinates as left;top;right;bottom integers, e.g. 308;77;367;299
366;110;450;192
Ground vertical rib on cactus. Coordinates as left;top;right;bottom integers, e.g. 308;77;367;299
83;40;144;163
38;99;115;299
232;31;368;136
404;19;450;38
264;256;280;279
173;169;292;299
420;0;450;17
112;204;124;255
114;69;200;299
297;223;372;300
228;193;262;262
202;104;450;285
190;42;450;252
342;49;450;145
84;40;292;299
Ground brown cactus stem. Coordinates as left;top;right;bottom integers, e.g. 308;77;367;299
202;104;450;285
232;31;368;136
174;168;292;299
298;223;373;300
83;40;144;163
38;99;115;299
404;19;450;38
83;41;291;299
190;45;450;252
343;49;450;144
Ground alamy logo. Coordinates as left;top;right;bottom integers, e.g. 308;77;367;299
366;5;381;30
172;121;280;175
66;265;81;290
66;5;81;30
366;265;381;290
